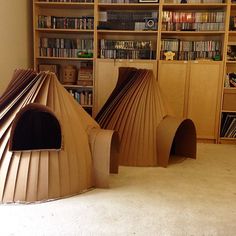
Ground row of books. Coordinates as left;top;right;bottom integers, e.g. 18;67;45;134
39;48;93;58
164;0;224;3
100;39;153;50
98;11;158;30
225;73;236;87
98;21;157;30
100;39;155;59
99;0;144;3
162;11;225;24
221;113;236;138
77;66;93;86
161;39;221;52
38;16;94;30
161;39;221;59
39;0;223;2
99;0;223;2
162;22;224;31
68;89;93;106
100;49;156;59
39;0;94;2
160;50;220;60
227;45;236;61
99;11;157;22
230;16;236;31
39;38;93;50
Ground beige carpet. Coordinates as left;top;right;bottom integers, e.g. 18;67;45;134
0;143;236;236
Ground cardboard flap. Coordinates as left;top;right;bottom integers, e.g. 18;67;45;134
88;128;119;188
156;116;196;167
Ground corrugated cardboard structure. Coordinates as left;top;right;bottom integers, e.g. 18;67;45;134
96;68;196;167
0;69;119;203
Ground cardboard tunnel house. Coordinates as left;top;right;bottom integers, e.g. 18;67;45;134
96;67;197;167
0;69;119;203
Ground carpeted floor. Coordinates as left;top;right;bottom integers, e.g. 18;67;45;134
0;143;236;236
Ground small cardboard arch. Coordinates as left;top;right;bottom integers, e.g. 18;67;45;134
88;128;119;188
156;116;196;167
9;103;62;151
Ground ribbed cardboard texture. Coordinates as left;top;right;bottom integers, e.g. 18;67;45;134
96;68;196;167
0;69;119;203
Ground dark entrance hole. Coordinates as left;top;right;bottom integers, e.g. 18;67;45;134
10;105;61;151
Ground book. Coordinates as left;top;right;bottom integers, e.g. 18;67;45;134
38;64;59;77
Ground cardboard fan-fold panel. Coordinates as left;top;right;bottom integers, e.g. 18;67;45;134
0;69;119;203
96;68;196;167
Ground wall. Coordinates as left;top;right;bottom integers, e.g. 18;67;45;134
0;0;33;95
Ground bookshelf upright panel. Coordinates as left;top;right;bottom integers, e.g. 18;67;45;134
219;0;236;143
33;0;236;141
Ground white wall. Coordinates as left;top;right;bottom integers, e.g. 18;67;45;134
0;0;33;95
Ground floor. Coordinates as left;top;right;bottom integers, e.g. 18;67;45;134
0;143;236;236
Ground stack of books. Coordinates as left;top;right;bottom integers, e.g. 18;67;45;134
77;66;93;86
221;113;236;138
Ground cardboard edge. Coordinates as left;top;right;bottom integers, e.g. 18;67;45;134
88;128;119;188
156;116;196;167
1;187;95;205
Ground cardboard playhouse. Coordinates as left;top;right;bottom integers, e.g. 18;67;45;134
0;69;119;203
96;67;197;167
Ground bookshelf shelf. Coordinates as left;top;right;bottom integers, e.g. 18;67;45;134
97;30;158;34
161;31;225;35
97;58;157;63
63;84;93;89
36;56;94;61
35;2;94;9
227;41;236;45
224;87;236;91
222;109;236;112
219;138;236;144
82;105;93;108
36;28;94;33
98;3;159;10
220;137;236;140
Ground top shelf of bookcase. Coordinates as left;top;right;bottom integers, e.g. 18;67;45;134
35;2;94;9
162;3;227;10
97;3;159;10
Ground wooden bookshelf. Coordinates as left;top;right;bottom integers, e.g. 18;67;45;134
33;0;236;141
